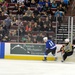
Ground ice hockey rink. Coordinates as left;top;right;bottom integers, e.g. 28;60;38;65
0;59;75;75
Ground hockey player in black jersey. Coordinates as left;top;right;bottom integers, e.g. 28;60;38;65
57;39;74;62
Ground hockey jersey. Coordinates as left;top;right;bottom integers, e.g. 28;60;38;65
46;40;56;50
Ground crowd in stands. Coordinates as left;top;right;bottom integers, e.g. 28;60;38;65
0;0;71;43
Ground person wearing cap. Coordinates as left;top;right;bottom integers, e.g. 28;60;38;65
43;37;57;61
57;39;74;62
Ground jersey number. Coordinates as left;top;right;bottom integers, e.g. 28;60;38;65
49;41;54;46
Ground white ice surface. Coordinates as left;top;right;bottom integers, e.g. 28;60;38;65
0;59;75;75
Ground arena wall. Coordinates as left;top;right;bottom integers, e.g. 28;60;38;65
0;42;74;61
4;43;62;61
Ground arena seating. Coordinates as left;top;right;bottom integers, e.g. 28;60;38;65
0;0;74;43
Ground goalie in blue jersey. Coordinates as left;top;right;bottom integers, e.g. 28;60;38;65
43;37;57;61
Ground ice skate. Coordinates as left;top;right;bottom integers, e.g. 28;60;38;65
54;57;58;61
42;57;47;61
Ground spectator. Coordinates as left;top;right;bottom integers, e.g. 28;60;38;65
10;30;17;36
33;8;39;16
38;0;44;6
31;13;37;22
17;28;25;36
4;16;12;30
0;26;5;38
2;35;9;42
54;9;63;17
58;4;66;14
0;12;7;20
2;21;7;33
37;4;43;12
33;22;40;31
60;0;69;9
30;0;36;7
36;33;43;43
41;24;48;31
9;12;14;20
48;23;52;31
24;0;31;7
37;18;43;28
57;14;63;28
17;7;23;15
14;3;19;10
32;38;37;43
25;22;32;32
26;36;32;43
20;2;27;13
11;16;17;26
48;14;54;24
51;0;57;8
3;7;9;15
22;12;30;21
40;11;47;16
43;3;50;12
63;0;69;5
25;7;33;17
43;17;49;26
44;0;50;6
2;1;8;11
